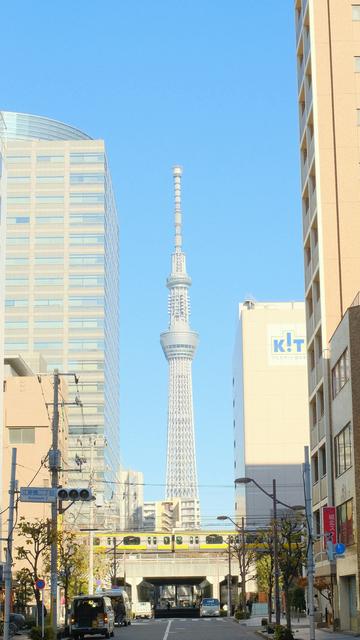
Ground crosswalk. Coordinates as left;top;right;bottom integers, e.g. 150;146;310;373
132;618;228;625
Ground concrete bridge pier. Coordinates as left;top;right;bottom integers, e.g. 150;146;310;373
206;576;225;600
127;577;143;608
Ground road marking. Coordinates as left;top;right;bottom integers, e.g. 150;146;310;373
163;619;172;640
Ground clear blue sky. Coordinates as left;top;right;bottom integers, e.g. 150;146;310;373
0;1;303;526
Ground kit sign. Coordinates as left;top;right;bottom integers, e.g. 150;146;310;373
268;324;306;365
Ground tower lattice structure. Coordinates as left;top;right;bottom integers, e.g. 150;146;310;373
161;167;200;522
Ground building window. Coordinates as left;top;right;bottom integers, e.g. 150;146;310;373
70;153;104;164
70;174;104;184
337;499;354;545
355;57;360;71
36;216;63;224
37;155;64;163
332;348;350;397
37;176;64;183
7;217;30;224
335;423;352;476
9;428;35;444
69;254;104;265
352;5;360;20
69;213;104;226
36;196;64;204
314;509;321;536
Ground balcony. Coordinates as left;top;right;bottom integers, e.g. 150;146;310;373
309;187;317;217
320;475;327;501
316;357;323;386
301;154;309;184
298;59;305;92
306;312;315;338
314;296;321;327
304;36;310;65
304;260;312;290
310;426;318;450
303;204;310;236
296;11;303;45
312;482;320;505
318;415;325;440
308;365;316;393
312;240;319;268
308;135;314;164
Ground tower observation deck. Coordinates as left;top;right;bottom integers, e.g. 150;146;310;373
160;167;200;528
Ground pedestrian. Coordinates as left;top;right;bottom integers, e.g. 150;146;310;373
246;599;253;616
166;600;171;610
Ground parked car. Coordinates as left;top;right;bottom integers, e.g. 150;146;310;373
133;601;152;619
69;595;115;638
10;613;26;630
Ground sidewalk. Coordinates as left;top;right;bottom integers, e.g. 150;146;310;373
242;615;360;640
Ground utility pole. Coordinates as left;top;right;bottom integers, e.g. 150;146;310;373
49;370;60;635
88;437;95;595
241;516;246;611
113;537;117;587
304;446;315;640
3;448;17;640
273;479;281;625
227;537;231;617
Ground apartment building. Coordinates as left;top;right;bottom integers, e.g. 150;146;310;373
295;0;360;630
233;301;309;525
328;302;360;631
0;111;120;527
1;355;68;565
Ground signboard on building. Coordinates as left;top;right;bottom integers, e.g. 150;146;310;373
323;506;337;546
268;324;306;365
20;487;57;503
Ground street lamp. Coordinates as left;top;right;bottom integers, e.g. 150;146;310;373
217;514;247;616
217;516;232;617
236;477;280;625
235;476;307;628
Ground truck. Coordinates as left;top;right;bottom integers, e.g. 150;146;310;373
133;602;152;619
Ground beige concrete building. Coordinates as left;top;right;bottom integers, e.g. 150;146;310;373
295;0;360;629
1;356;68;562
233;301;309;525
328;302;360;631
119;469;144;531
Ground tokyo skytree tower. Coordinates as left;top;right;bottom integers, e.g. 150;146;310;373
160;167;200;523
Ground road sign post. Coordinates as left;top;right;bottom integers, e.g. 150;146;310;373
35;579;45;639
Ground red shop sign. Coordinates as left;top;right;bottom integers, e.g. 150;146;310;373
323;506;337;547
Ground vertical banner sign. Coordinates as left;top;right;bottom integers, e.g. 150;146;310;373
323;506;337;547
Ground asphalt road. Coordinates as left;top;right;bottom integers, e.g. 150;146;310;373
114;618;258;639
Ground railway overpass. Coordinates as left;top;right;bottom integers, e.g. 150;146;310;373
107;554;235;610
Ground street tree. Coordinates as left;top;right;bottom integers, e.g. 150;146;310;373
256;529;275;622
277;516;306;630
229;532;257;612
16;517;53;623
44;530;88;609
14;567;33;614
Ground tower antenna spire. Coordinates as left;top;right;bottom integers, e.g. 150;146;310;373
173;165;182;252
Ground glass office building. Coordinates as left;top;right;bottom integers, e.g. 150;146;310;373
0;111;120;526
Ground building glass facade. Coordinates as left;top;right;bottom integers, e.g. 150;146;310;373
0;111;120;527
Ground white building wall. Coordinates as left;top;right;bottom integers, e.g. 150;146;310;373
233;301;309;524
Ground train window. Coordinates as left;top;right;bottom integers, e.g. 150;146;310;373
235;535;240;544
176;535;183;544
153;536;157;544
147;536;151;545
107;537;112;545
190;536;194;544
195;536;199;544
93;537;100;546
123;536;140;545
229;536;234;543
163;536;170;545
205;534;223;544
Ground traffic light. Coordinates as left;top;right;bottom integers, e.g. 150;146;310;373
57;487;94;502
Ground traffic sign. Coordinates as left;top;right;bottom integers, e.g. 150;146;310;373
35;579;45;590
20;487;57;503
335;542;346;555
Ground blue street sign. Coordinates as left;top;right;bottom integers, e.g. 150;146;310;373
35;579;45;590
335;542;346;555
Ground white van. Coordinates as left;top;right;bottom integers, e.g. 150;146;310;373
70;595;115;638
200;597;220;617
102;589;132;626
